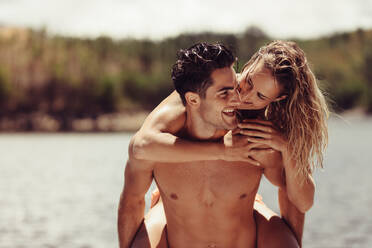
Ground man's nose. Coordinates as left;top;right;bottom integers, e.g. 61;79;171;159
229;90;240;106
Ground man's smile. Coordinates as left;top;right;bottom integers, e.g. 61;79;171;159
222;108;236;117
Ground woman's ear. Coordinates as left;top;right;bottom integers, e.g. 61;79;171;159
185;92;201;107
275;94;287;102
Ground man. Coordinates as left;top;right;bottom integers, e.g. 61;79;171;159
118;43;302;248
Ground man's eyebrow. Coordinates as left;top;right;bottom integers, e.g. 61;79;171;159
217;86;234;92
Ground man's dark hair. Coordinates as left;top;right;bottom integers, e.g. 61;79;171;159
171;42;235;105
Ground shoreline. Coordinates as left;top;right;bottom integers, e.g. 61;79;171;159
0;111;150;133
0;108;370;133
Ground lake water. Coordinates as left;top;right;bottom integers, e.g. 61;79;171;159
0;117;371;248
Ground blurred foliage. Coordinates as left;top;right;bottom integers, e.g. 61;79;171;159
295;28;372;112
0;26;371;124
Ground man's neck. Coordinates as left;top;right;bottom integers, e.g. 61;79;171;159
184;108;227;141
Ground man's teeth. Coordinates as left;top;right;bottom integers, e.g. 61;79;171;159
223;109;235;113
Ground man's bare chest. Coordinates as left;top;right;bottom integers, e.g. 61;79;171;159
153;160;262;203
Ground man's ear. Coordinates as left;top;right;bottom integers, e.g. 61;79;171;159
185;92;201;107
275;94;287;102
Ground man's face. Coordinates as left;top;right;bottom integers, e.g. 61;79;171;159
236;59;283;110
198;65;239;130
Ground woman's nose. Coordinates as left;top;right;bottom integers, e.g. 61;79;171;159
237;85;254;104
241;90;254;103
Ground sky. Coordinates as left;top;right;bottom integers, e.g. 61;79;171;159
1;0;372;40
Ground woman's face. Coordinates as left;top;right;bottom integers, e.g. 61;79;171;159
236;59;285;110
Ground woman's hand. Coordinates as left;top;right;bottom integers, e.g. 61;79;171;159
237;119;288;155
238;119;315;213
223;130;270;166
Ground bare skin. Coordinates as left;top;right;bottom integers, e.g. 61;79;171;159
131;59;315;215
154;144;262;248
236;59;315;213
141;187;301;248
118;65;301;248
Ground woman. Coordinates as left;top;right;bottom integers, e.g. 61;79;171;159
129;40;329;247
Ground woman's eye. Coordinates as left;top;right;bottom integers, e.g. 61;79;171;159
257;93;265;100
235;85;241;93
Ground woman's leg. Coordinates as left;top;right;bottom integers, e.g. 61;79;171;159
254;195;300;248
130;190;168;248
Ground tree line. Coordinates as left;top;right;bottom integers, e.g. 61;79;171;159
0;26;371;131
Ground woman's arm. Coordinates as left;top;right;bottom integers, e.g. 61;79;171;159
278;187;305;246
131;91;262;164
238;119;315;213
281;153;315;213
133;130;228;162
262;152;305;246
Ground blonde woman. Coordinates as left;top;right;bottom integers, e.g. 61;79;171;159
236;40;328;183
119;41;329;248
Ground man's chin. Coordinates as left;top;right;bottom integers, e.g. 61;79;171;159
228;124;238;130
224;120;238;130
221;113;237;129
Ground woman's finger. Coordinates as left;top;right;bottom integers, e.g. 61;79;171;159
232;128;240;135
244;155;261;166
253;148;276;156
243;119;274;126
238;122;275;133
247;136;272;146
246;141;264;149
240;129;272;139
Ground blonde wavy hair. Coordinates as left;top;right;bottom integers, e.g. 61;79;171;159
242;40;329;180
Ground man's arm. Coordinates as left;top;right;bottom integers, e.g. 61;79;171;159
118;139;154;248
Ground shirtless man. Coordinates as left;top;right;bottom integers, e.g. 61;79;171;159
118;43;303;248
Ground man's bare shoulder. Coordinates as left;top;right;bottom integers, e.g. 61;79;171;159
140;91;186;134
